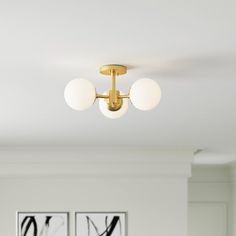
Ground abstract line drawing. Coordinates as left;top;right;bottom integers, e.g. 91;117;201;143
17;212;69;236
75;212;126;236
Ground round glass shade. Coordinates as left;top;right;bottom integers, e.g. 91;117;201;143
99;92;128;119
130;78;161;111
64;78;96;111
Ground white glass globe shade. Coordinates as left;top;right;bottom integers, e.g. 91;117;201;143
130;78;161;111
64;78;96;111
99;92;128;119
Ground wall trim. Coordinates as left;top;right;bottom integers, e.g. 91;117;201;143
0;147;194;178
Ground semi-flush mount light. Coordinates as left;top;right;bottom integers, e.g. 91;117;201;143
64;65;161;119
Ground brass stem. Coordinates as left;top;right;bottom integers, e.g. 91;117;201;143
111;69;116;92
111;69;117;104
97;65;128;111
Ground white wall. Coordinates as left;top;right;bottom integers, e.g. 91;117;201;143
0;148;193;236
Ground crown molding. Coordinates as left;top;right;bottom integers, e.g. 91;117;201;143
0;147;194;178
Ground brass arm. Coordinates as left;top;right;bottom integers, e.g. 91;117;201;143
96;93;129;99
118;94;130;99
96;94;109;99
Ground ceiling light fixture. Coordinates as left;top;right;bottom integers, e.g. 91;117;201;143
64;65;161;119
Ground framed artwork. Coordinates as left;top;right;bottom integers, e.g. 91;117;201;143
75;212;127;236
17;212;69;236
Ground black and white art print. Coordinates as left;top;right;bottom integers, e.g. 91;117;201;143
17;212;69;236
75;212;126;236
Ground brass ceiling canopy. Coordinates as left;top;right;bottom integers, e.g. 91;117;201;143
99;64;127;76
64;64;162;119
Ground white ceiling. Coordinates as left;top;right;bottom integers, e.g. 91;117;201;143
0;0;235;164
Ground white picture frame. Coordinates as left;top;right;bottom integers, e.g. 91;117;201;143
75;212;127;236
17;212;69;236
